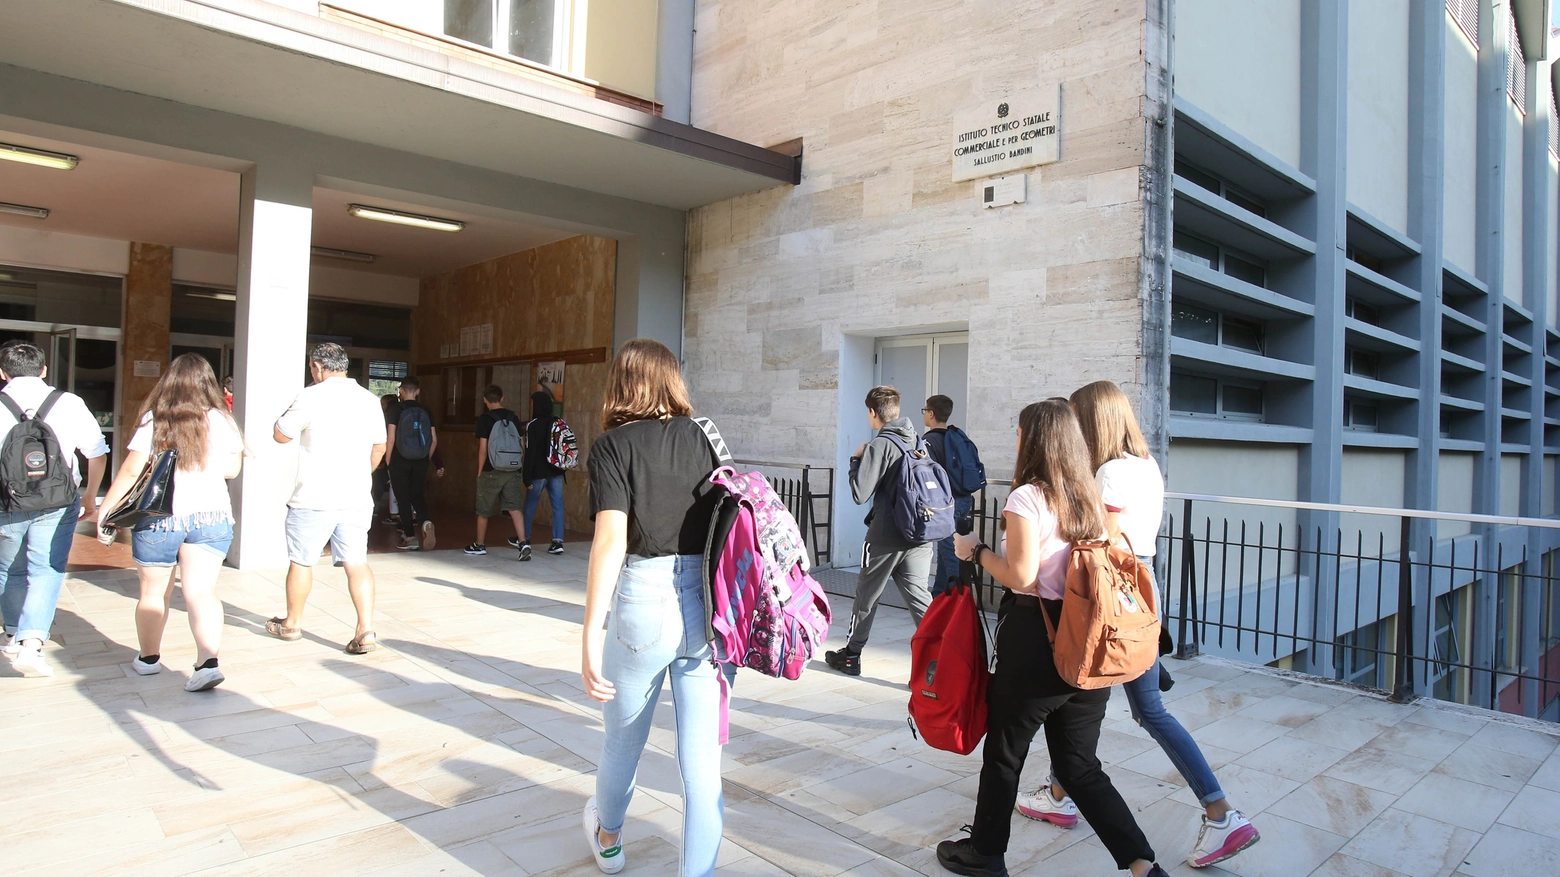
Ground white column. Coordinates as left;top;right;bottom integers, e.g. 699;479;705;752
228;163;312;569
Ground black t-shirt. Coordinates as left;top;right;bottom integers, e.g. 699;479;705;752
588;416;722;557
386;399;432;461
476;408;521;473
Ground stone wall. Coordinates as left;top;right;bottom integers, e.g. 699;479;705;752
683;0;1158;491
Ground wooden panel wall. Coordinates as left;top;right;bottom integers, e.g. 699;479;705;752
414;235;616;535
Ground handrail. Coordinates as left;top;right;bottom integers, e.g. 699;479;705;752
1163;491;1560;530
733;459;825;471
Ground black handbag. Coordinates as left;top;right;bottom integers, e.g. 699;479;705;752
105;449;177;529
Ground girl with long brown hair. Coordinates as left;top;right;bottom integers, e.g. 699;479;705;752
98;353;244;692
579;338;726;876
1017;381;1258;869
940;399;1168;877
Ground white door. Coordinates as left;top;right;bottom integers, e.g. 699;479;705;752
874;333;970;431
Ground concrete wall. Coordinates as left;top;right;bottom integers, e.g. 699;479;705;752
1340;448;1408;549
1501;452;1523;518
1175;0;1303;169
1443;12;1479;275
1438;451;1475;537
685;0;1155;565
1551;154;1559;329
1345;0;1410;232
584;0;660;100
1505;107;1525;300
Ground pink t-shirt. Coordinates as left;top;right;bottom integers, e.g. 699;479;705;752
1000;483;1073;600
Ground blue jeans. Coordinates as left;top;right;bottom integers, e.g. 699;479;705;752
523;475;565;543
933;495;975;596
1122;555;1224;807
0;504;79;642
596;554;722;877
132;515;234;567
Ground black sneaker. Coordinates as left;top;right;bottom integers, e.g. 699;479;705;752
824;647;861;677
935;838;1007;877
464;543;487;556
507;537;522;548
518;542;532;561
1146;866;1170;877
548;541;565;555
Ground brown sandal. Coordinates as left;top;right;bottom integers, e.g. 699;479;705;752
265;618;302;641
345;632;378;655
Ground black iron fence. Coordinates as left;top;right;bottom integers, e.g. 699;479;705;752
733;460;834;567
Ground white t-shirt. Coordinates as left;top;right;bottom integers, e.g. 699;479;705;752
128;409;243;520
0;376;109;483
275;377;387;510
1096;455;1165;557
1001;483;1074;600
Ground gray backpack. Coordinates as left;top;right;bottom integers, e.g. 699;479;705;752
486;415;523;471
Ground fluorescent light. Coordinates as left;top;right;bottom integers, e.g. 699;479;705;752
346;203;465;232
0;201;49;219
0;142;79;170
185;291;237;302
311;246;377;263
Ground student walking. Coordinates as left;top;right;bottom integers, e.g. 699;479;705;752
97;354;244;692
265;343;387;655
1016;381;1258;868
466;384;527;556
824;385;935;677
520;389;567;560
386;376;438;551
922;394;981;596
580;339;726;876
0;341;110;678
938;399;1169;877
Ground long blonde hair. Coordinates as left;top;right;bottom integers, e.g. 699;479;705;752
139;353;238;471
600;339;694;430
1011;400;1106;543
1069;380;1150;473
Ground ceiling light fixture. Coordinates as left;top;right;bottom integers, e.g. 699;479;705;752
0;201;50;219
0;142;79;170
310;246;377;263
346;203;465;233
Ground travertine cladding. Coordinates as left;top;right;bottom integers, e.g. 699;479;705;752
684;0;1156;474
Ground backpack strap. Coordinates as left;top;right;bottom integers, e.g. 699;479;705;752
692;416;733;464
34;390;63;423
0;393;24;424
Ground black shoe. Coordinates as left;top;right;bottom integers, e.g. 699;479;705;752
824;647;861;677
1146;866;1170;877
507;537;522;548
936;838;1008;877
518;542;532;561
548;541;565;555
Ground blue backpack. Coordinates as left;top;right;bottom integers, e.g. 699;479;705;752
395;404;433;460
942;426;987;497
883;434;957;544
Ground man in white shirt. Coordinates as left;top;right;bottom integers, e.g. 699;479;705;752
265;343;388;655
0;341;109;677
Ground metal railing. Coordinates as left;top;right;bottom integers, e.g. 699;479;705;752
964;484;1560;721
733;460;834;567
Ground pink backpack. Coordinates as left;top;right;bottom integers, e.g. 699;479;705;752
694;419;832;741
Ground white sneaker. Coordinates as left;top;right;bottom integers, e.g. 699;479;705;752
1188;810;1259;868
131;656;162;675
1016;784;1080;828
0;634;17;656
185;664;225;692
582;796;625;874
420;520;436;552
11;644;53;678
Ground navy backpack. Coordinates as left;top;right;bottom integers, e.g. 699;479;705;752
942;426;987;497
882;434;957;544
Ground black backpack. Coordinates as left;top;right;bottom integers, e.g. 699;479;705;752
0;391;77;512
395;404;433;460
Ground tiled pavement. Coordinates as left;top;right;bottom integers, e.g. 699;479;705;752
4;550;1560;877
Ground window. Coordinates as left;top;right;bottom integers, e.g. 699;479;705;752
1343;396;1379;432
1345;297;1381;327
1334;620;1386;689
1344;347;1380;381
1173;230;1268;288
1170;371;1264;421
1507;11;1526;112
1171;302;1265;354
367;360;409;398
1431;590;1465;702
1497;565;1523;672
1346;246;1385;274
1447;0;1478;49
443;0;570;68
1173;158;1267;218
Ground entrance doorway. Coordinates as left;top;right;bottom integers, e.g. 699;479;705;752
875;332;969;433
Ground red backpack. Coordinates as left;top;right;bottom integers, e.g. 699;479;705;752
908;582;990;755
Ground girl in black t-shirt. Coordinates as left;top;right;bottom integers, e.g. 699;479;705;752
580;338;724;877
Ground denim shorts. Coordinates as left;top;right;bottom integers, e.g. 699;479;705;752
132;515;234;568
285;506;371;566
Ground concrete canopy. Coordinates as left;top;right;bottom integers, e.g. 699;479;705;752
0;0;797;211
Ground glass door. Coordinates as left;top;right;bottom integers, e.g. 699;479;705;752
49;328;76;393
875;333;970;432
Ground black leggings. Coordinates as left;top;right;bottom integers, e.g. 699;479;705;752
388;456;429;538
970;595;1155;870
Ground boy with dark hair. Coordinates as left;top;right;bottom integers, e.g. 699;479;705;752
466;385;527;555
922;393;975;595
386;376;437;550
824;385;934;676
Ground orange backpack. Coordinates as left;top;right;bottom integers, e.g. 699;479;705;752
1042;539;1160;689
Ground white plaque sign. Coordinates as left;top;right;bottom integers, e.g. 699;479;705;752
950;85;1061;182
